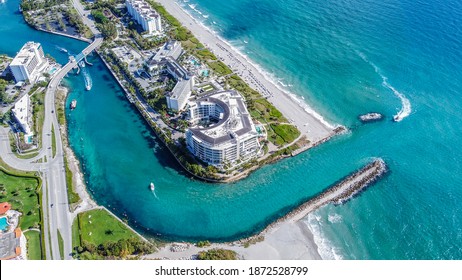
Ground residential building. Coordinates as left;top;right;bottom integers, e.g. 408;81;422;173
11;94;33;141
164;57;194;112
186;91;260;168
126;0;162;34
166;78;194;112
9;42;48;83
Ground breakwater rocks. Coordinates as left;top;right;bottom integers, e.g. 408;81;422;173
245;158;387;242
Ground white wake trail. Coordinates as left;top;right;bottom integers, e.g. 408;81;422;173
356;51;411;122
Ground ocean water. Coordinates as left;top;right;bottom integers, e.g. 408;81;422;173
2;0;462;259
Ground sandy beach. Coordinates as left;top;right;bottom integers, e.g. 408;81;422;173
156;0;335;143
139;0;344;259
144;218;322;260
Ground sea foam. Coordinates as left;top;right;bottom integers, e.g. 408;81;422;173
356;51;411;122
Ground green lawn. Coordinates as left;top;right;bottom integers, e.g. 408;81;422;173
57;230;64;260
207;61;232;76
51;125;56;158
24;231;42;260
270;123;300;145
64;155;80;205
72;217;81;249
77;209;141;246
0;170;41;229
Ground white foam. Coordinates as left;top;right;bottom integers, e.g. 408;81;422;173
303;213;344;260
328;213;343;224
356;50;411;122
176;0;336;129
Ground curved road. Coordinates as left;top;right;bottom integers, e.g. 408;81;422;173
0;0;103;260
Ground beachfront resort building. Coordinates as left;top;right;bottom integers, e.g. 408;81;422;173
9;41;49;84
185;91;260;168
11;94;33;141
146;41;183;73
125;0;162;34
165;57;194;112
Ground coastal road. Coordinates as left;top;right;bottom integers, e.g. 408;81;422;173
1;0;103;260
40;24;103;259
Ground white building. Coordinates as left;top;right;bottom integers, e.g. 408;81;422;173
186;91;260;168
165;57;194;112
9;42;48;84
166;79;194;112
146;41;183;73
12;94;33;142
126;0;162;34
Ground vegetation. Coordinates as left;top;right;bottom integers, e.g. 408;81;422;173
74;209;154;259
0;78;9;103
196;240;211;248
208;61;232;76
20;0;62;12
270;124;300;146
64;155;80;204
77;209;143;246
51;125;56;158
0;169;41;230
57;230;64;260
197;249;238;260
24;231;42;260
71;216;81;250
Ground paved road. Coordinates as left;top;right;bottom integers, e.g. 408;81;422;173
0;0;103;260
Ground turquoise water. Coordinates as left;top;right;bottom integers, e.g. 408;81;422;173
0;217;8;231
2;0;462;259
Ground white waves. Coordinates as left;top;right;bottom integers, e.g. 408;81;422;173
356;51;411;122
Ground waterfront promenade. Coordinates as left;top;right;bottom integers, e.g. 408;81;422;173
157;0;335;143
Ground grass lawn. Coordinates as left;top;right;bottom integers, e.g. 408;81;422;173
51;125;56;158
207;61;232;76
72;217;81;249
0;170;41;229
57;230;64;260
77;209;141;246
24;231;42;260
270;124;301;145
64;155;80;205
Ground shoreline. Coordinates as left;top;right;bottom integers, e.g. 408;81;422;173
21;0;355;260
157;0;337;143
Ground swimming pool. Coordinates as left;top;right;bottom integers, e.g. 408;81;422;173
0;216;9;232
48;67;57;75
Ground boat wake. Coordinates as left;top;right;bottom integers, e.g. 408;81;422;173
356;51;411;122
55;45;68;53
81;63;92;91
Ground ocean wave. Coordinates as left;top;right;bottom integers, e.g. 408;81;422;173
356;51;411;122
177;1;336;129
328;213;342;224
303;213;344;260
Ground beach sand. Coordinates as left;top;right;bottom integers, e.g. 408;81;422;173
156;0;335;143
141;0;341;259
144;218;322;260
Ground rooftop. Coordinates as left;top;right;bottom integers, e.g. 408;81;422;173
10;42;41;67
189;91;255;145
0;203;11;215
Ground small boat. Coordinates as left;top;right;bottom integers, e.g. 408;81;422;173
393;114;402;122
70;99;77;110
359;112;383;123
150;182;155;191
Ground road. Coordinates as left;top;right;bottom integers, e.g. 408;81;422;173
0;0;103;260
